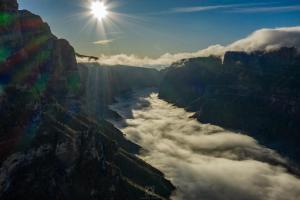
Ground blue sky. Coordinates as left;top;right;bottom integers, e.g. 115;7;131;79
19;0;300;57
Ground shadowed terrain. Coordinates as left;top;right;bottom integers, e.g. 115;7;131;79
0;0;174;199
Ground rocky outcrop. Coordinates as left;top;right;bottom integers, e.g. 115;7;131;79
0;2;80;99
159;47;300;164
0;0;174;199
78;63;162;119
76;53;99;61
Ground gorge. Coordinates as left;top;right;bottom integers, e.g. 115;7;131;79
1;0;300;199
110;89;300;200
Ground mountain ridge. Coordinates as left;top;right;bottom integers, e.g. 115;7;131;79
159;47;300;164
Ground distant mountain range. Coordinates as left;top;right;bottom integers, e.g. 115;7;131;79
159;47;300;164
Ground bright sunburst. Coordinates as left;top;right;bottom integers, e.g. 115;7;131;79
91;1;108;20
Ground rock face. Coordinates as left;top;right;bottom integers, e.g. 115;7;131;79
0;0;18;11
159;47;300;163
0;0;174;199
78;63;162;119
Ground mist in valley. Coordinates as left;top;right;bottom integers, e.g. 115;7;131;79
110;89;300;200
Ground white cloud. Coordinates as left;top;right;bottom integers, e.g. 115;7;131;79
78;26;300;69
170;5;234;13
110;89;300;200
93;39;114;45
165;2;278;14
226;26;300;52
232;5;300;13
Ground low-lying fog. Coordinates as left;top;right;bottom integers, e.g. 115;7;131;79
110;89;300;200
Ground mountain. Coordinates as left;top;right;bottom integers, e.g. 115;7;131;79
78;63;162;119
0;0;174;199
159;47;300;164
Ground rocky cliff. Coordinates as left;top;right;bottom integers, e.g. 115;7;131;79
0;0;174;199
159;47;300;164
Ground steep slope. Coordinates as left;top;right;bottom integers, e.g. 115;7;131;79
0;0;81;164
0;103;174;199
78;63;162;119
159;47;300;164
0;0;174;199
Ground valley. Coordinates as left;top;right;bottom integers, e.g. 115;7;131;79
110;89;300;200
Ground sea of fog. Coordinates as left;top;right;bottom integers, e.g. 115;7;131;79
109;88;300;200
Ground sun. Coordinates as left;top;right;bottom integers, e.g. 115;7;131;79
91;1;108;20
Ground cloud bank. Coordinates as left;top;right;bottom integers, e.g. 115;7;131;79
78;26;300;69
110;89;300;200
